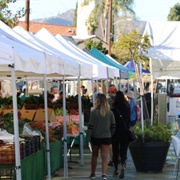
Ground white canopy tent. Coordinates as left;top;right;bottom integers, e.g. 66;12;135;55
0;21;94;179
13;26;95;176
35;28;113;80
143;21;180;79
142;21;180;125
55;34;119;79
0;35;53;180
13;26;93;79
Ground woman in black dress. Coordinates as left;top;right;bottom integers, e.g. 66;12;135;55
111;91;130;179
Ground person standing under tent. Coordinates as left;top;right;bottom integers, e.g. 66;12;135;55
126;91;137;127
107;85;117;108
81;85;88;96
87;94;116;180
50;86;59;102
47;91;55;104
167;79;174;96
92;86;99;104
111;91;130;179
58;91;63;101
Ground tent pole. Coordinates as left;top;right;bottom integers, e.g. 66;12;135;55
43;74;51;180
91;78;94;105
139;62;144;134
106;67;109;95
63;75;68;178
150;58;154;125
10;63;22;180
118;70;121;91
78;64;84;166
43;52;51;180
101;80;103;94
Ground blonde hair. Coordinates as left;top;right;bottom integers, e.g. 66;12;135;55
95;94;110;116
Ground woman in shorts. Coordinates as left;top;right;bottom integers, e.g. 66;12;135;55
87;94;115;180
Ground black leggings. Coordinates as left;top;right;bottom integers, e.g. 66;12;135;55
112;141;129;170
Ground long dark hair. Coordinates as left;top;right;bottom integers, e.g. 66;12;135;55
113;91;129;109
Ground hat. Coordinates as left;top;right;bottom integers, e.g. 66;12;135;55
126;91;134;99
120;87;127;93
108;86;117;93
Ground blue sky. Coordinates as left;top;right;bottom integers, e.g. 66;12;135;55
8;0;179;21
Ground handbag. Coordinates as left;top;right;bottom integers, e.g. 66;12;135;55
117;109;138;142
126;128;138;142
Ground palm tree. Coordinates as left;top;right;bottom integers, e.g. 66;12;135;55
84;0;135;41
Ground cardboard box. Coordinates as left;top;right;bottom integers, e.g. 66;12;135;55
2;109;13;115
34;108;56;122
20;109;36;121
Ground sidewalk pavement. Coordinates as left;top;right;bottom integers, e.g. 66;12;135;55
51;139;178;180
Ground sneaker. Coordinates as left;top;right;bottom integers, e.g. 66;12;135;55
119;169;125;179
108;160;113;167
102;174;108;180
89;173;96;179
113;170;118;176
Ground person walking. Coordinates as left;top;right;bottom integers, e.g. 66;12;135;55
107;85;117;167
111;91;131;179
87;94;116;180
126;91;137;127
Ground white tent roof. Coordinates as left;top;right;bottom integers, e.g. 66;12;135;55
13;26;94;78
143;21;180;78
35;28;110;79
55;34;119;79
0;33;50;77
0;21;66;77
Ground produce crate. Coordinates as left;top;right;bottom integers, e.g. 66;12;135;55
19;135;41;158
0;168;15;180
24;104;38;110
0;144;23;164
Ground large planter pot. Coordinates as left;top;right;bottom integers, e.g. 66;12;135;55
129;142;170;172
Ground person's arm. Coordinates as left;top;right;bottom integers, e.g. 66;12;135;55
86;110;94;142
110;111;116;136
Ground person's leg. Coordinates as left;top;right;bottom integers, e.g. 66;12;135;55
91;144;100;175
112;142;119;171
119;142;129;179
120;142;128;165
101;144;110;175
108;144;113;166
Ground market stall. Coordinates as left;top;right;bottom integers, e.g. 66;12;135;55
0;20;95;179
0;140;63;180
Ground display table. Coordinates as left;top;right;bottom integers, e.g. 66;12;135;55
44;140;63;174
0;149;45;180
0;140;63;180
21;149;45;180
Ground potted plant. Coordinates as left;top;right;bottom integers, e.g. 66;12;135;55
129;116;172;172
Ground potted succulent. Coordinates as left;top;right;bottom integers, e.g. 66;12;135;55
129;116;172;172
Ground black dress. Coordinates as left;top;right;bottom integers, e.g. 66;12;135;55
111;106;130;169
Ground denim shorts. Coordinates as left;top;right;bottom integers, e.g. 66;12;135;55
91;137;112;146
